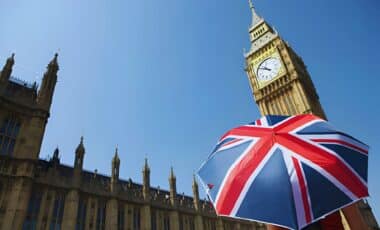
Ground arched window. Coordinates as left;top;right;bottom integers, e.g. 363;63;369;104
0;117;21;156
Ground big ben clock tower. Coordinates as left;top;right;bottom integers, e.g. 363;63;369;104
244;1;379;229
245;1;326;119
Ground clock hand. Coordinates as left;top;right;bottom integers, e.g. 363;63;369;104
259;67;272;71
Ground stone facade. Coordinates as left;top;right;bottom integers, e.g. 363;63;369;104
0;54;265;230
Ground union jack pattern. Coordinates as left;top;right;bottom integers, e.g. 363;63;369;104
197;114;368;230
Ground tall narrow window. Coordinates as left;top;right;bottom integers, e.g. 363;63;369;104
189;217;195;230
133;207;140;230
0;117;20;156
96;200;106;230
76;197;87;230
163;213;170;230
117;204;125;230
49;193;65;230
151;210;157;230
23;190;42;230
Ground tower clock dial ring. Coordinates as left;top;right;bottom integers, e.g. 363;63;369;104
256;57;282;82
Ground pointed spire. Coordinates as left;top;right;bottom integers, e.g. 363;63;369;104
142;157;151;201
48;53;59;71
192;174;200;211
112;146;120;164
53;147;59;159
1;53;15;81
37;53;59;109
111;146;120;193
51;146;60;166
249;0;262;27
76;136;85;155
143;157;150;172
5;53;15;68
170;166;176;180
169;166;177;206
192;174;198;188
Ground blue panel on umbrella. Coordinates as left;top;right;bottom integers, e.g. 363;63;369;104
321;144;368;182
301;162;352;219
236;149;298;230
266;115;289;126
296;121;336;135
198;141;252;202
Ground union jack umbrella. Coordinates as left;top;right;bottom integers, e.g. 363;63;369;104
197;114;369;230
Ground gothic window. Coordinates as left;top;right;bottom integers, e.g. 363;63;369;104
179;215;183;230
96;200;106;230
189;217;195;230
163;213;170;230
205;218;216;230
22;190;42;230
117;204;125;230
133;207;141;230
0;117;21;156
151;209;157;230
49;193;65;230
76;197;87;230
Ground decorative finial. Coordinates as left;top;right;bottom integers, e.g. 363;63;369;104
48;53;59;70
249;0;254;9
5;53;15;67
170;166;176;179
115;146;118;157
76;136;85;155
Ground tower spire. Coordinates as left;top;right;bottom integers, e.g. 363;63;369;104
0;53;15;82
37;53;59;110
249;0;262;27
169;166;177;206
111;146;120;192
142;157;151;200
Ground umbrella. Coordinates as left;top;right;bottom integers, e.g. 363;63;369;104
197;114;369;230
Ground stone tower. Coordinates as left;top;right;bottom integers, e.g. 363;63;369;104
0;53;58;159
244;1;326;119
244;1;378;229
0;54;59;229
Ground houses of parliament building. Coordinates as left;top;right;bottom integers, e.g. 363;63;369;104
0;2;378;230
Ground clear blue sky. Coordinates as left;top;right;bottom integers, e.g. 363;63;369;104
1;0;379;220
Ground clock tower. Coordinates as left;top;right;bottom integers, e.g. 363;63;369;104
244;1;379;229
245;1;326;119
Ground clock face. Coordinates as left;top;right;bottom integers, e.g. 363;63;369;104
256;57;282;82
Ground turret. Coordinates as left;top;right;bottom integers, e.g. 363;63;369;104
37;53;59;110
0;53;15;82
169;167;177;206
142;158;150;200
111;147;120;193
74;136;85;171
192;174;200;211
51;147;60;167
